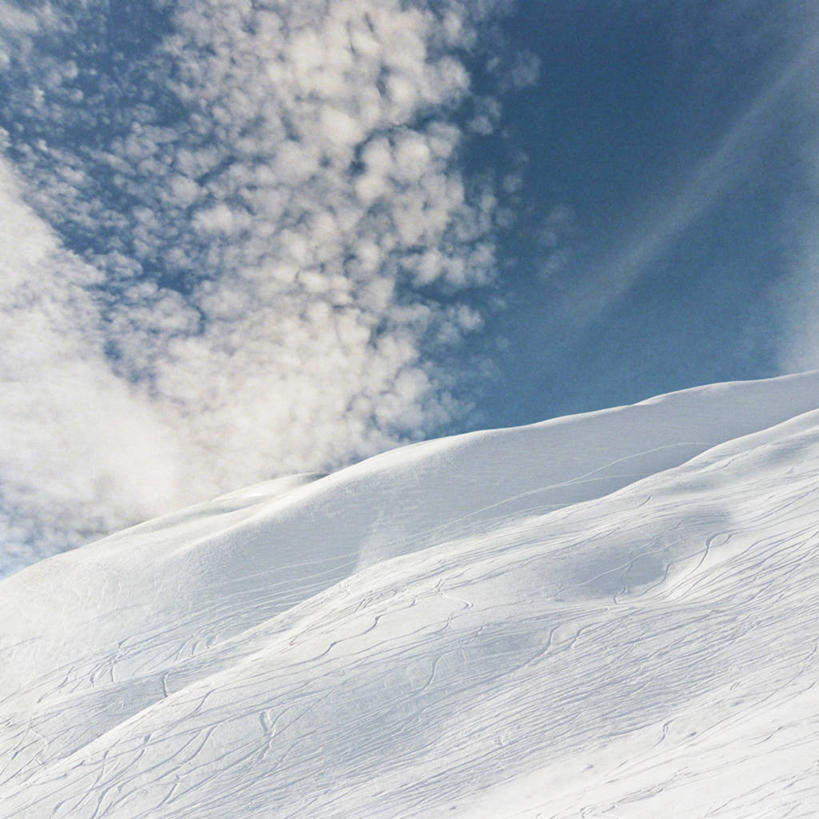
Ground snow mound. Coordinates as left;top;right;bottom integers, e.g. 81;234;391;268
1;372;818;817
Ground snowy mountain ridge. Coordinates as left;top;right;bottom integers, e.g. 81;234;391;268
1;372;819;817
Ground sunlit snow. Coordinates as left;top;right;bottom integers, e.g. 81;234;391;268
1;372;819;817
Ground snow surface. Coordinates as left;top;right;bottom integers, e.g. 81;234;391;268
1;372;819;817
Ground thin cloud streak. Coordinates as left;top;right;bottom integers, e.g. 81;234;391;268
776;137;819;374
566;30;819;334
777;9;819;374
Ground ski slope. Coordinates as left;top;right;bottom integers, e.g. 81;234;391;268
1;372;819;817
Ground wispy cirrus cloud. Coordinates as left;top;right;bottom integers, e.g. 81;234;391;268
0;0;520;573
567;27;819;336
776;132;819;375
775;12;819;375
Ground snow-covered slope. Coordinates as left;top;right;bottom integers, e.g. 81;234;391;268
1;372;819;817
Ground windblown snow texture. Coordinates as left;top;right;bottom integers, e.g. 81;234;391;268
1;372;819;817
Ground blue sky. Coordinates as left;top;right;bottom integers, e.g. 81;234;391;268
464;0;819;424
1;0;817;572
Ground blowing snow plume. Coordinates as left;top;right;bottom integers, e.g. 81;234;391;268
0;0;523;573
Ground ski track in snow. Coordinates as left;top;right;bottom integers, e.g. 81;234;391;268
1;373;819;816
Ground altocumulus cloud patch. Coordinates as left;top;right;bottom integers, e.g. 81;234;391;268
0;0;523;572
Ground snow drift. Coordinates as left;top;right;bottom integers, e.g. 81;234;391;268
1;372;819;817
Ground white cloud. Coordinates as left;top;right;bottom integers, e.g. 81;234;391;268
0;2;40;37
0;157;188;571
506;50;541;89
0;0;509;573
469;95;502;135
